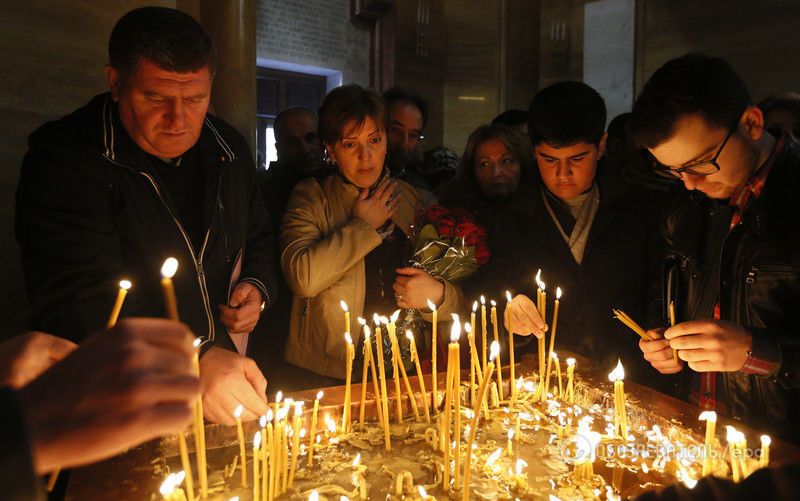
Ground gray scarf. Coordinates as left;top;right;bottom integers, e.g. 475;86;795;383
542;183;600;265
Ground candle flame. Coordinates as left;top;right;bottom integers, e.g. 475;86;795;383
490;341;500;361
567;357;576;367
535;269;542;288
762;435;771;446
352;453;361;467
340;300;348;312
372;313;380;325
363;326;371;339
316;391;323;400
699;410;717;422
253;431;262;449
418;486;428;498
345;332;353;344
260;414;267;427
266;408;274;421
490;299;496;307
327;419;336;433
506;290;513;302
516;458;528;475
608;359;625;381
300;428;307;438
379;316;389;325
480;295;486;305
390;309;400;323
295;401;303;415
486;448;503;466
426;298;436;311
450;314;461;342
308;490;319;501
276;391;283;403
508;429;514;440
159;471;186;495
472;300;478;312
405;330;414;341
551;351;559;361
160;257;178;279
357;316;366;326
541;281;546;292
119;279;132;290
464;323;472;334
233;404;244;419
193;338;202;348
725;425;738;444
556;287;563;299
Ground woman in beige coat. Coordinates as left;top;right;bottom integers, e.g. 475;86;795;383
280;85;463;382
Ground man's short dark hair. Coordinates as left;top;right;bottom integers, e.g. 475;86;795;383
527;81;606;147
274;107;318;140
109;7;216;82
491;109;527;128
318;84;386;146
629;54;752;149
382;86;429;128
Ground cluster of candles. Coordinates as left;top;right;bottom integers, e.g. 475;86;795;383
149;263;775;500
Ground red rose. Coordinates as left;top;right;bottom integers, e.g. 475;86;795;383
424;205;449;224
437;219;456;237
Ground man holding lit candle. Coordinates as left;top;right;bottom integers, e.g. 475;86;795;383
630;54;800;443
15;7;277;424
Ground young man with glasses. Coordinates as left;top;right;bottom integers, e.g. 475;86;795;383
629;53;800;443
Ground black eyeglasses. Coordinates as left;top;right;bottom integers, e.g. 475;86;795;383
653;118;740;178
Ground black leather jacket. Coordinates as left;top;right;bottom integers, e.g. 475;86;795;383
661;133;800;442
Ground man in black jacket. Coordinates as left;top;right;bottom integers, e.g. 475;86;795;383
15;7;277;424
463;82;666;386
630;54;800;443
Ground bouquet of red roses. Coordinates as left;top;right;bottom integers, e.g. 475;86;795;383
411;204;489;281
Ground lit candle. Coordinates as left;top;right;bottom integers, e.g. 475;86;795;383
736;430;748;479
699;411;717;476
465;323;477;406
572;418;601;482
507;429;514;456
159;471;187;501
461;341;500;501
373;314;392;450
543;287;562;399
505;291;516;400
428;299;438;415
760;435;771;469
470;300;477;348
307;391;322;466
358;325;372;427
352;453;367;499
566;358;576;404
554;352;563;398
490;300;504;401
252;432;261;501
234;404;247;488
340;300;350;336
450;315;462;489
407;330;430;423
107;279;132;328
262;413;272;501
514;458;529;492
308;490;319;501
726;426;742;482
480;295;488;370
273;391;283;421
385;314;404;424
608;360;628;440
535;272;546;401
160;258;180;320
343;332;355;433
669;300;679;364
288;401;303;487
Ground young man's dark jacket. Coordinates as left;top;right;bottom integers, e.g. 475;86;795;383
659;132;800;443
451;159;668;387
16;93;277;354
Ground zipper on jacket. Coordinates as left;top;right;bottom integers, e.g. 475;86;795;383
105;152;216;341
